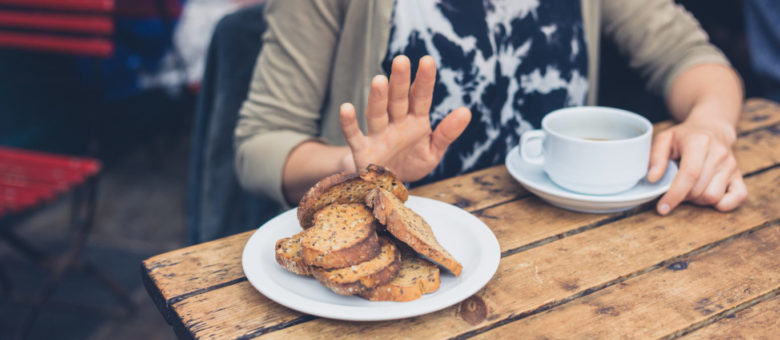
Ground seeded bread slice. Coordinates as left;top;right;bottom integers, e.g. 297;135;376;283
274;231;311;276
360;255;440;302
366;189;463;276
312;237;401;296
297;164;408;229
301;203;380;269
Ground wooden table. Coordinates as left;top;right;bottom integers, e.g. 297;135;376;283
143;98;780;339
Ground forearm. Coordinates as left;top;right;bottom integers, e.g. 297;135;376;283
282;141;353;205
666;63;744;145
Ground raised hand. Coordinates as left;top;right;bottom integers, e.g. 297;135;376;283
339;55;471;181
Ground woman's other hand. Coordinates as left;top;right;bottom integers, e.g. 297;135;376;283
339;55;471;181
647;108;747;215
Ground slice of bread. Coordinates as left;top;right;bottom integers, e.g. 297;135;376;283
297;164;408;229
366;189;463;276
274;231;311;276
301;203;380;269
360;255;440;302
312;237;401;296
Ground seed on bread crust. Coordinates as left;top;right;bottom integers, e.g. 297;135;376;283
302;203;380;269
297;164;408;229
275;231;312;276
366;189;463;276
312;237;401;296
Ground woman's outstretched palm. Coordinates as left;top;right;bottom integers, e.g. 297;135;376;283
339;55;471;181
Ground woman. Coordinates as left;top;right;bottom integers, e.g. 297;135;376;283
234;0;747;216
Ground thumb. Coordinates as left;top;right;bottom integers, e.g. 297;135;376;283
430;107;471;158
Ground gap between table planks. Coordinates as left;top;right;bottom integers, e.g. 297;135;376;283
473;222;780;340
140;98;780;338
679;293;780;339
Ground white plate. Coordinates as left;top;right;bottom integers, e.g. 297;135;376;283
505;145;677;213
241;196;501;321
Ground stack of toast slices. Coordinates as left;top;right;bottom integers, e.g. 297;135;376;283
275;164;463;302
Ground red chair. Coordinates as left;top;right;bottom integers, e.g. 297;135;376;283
0;0;184;337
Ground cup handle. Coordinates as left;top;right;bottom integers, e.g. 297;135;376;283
520;130;546;166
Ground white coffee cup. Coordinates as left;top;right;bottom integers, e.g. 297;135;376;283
520;106;653;195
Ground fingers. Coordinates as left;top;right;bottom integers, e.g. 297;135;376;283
656;135;709;215
339;103;363;150
430;107;471;158
366;75;389;134
714;175;748;212
689;144;734;203
687;144;727;200
387;55;411;122
647;131;673;183
409;56;437;117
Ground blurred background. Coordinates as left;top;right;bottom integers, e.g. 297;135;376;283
0;0;774;339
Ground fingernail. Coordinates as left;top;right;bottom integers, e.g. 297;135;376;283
658;203;670;215
648;165;660;177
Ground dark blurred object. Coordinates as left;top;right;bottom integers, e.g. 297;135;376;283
599;0;760;121
0;0;187;159
0;1;163;338
0;147;134;339
745;0;780;102
0;3;136;338
188;4;281;244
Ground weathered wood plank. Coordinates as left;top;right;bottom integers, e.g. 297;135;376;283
142;231;250;302
410;165;526;212
736;126;780;174
739;98;780;133
680;293;780;340
247;169;779;339
171;281;306;339
475;224;780;340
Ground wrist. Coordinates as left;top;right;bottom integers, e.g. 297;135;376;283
683;104;738;146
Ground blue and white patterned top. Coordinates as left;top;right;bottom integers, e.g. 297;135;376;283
382;0;589;185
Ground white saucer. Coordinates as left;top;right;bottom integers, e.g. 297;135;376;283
505;145;678;213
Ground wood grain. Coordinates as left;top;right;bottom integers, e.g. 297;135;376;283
171;281;307;339
141;98;780;338
251;169;779;339
738;98;780;133
143;232;250;305
680;293;780;340
409;165;526;211
735;126;780;174
475;224;780;340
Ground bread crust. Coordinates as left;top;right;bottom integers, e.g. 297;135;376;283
367;189;463;277
297;164;408;229
360;256;440;302
301;204;380;269
312;237;401;295
274;231;312;276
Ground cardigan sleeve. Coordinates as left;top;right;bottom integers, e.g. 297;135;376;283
234;0;347;206
601;0;732;99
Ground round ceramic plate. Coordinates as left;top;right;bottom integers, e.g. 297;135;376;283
505;145;677;213
241;196;501;321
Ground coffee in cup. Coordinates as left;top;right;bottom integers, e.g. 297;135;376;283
520;106;652;195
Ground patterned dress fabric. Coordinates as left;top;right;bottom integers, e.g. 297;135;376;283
382;0;589;184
